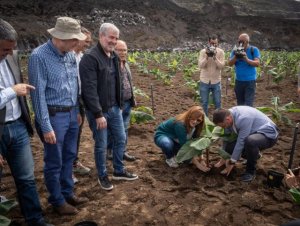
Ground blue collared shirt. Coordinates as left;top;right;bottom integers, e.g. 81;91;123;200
28;39;78;133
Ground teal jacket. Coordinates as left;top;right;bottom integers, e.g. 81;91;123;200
154;118;189;146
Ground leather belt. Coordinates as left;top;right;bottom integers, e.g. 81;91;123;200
4;118;20;125
48;106;74;113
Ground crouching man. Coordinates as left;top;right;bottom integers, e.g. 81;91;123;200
212;106;279;182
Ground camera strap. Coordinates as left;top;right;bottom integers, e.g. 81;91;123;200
250;46;254;60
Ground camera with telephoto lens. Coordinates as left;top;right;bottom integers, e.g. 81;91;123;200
233;42;245;59
206;45;216;57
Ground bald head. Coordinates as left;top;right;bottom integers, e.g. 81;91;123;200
115;40;128;62
239;33;250;42
238;33;250;48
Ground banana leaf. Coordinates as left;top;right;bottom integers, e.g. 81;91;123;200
200;116;216;138
289;188;300;204
130;109;155;124
0;215;11;226
218;148;231;159
190;137;211;150
211;126;223;141
0;199;18;215
176;140;203;163
176;123;237;163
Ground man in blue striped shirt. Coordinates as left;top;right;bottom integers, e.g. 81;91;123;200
28;17;88;216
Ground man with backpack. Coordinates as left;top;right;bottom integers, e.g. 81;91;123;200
228;33;260;106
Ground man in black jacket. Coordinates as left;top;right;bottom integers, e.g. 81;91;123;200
0;19;52;226
79;23;138;191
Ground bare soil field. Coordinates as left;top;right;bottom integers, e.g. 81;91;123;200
2;56;300;226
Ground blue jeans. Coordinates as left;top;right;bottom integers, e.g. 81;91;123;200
0;119;44;224
154;135;181;159
36;108;79;206
107;100;132;153
75;110;85;163
199;81;221;116
86;105;125;178
234;80;256;106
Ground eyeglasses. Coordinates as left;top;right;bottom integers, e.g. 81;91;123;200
190;118;203;124
196;119;202;124
238;40;247;44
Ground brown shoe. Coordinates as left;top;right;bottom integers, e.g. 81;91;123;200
53;202;79;215
66;195;89;206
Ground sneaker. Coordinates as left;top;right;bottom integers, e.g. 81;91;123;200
72;174;79;184
166;157;179;168
241;173;256;182
98;176;114;190
112;171;139;181
73;161;91;175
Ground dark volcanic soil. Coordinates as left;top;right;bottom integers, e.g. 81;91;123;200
1;54;300;225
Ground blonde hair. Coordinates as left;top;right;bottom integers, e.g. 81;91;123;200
175;106;205;137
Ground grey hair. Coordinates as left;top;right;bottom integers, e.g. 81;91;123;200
0;19;17;41
99;23;119;36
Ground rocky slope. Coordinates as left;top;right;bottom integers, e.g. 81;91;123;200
1;0;300;50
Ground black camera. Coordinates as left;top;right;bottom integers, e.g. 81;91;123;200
206;46;216;57
233;42;245;59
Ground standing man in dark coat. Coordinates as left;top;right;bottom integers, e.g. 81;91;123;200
80;23;138;191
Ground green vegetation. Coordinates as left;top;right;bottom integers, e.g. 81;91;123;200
129;50;300;125
256;96;300;126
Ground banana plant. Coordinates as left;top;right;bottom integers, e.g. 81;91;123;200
176;117;223;162
256;96;300;126
130;106;155;124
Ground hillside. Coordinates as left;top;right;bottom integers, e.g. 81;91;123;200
0;0;300;50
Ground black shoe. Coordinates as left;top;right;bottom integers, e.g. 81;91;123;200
123;152;136;161
241;173;256;182
112;171;138;181
98;176;114;190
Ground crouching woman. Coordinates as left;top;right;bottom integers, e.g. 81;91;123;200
154;106;210;171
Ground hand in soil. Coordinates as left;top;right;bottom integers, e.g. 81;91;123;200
192;156;211;173
285;169;300;189
214;159;226;168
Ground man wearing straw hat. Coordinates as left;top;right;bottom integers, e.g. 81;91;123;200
29;17;88;216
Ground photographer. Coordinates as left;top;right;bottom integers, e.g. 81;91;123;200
198;36;225;116
228;33;260;106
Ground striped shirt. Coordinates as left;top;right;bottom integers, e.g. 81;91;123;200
28;39;78;133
